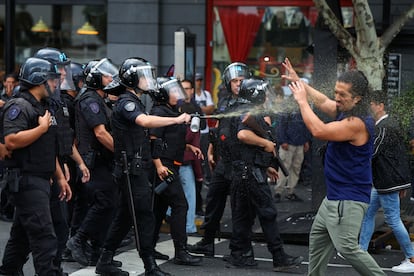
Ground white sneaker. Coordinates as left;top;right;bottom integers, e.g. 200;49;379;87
410;197;414;201
392;259;414;273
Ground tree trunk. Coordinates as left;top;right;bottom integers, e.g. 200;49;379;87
353;49;385;91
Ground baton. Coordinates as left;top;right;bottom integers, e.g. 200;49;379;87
121;151;141;252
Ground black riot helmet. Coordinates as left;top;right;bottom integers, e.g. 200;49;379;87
34;47;70;66
239;78;273;105
119;57;158;93
34;47;75;91
70;62;86;92
84;58;118;90
222;62;250;93
154;77;187;104
19;57;60;87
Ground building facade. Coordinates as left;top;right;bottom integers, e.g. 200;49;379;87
1;0;413;98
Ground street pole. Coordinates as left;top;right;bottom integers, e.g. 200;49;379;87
5;0;16;74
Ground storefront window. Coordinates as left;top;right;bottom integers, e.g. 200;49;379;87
212;5;315;98
212;3;354;100
0;4;106;73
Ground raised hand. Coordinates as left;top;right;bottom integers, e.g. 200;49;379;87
289;80;307;104
281;58;300;82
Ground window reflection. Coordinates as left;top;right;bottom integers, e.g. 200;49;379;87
0;4;107;72
212;5;314;101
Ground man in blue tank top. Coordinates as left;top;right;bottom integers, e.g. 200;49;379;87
283;58;385;276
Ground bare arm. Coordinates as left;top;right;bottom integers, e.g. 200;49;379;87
54;158;72;201
207;143;215;171
135;113;191;128
237;129;276;153
282;58;337;118
70;144;90;183
93;124;114;152
0;143;12;160
5;111;51;150
290;81;368;145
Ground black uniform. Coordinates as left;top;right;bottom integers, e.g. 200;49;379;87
59;91;79;234
201;96;242;240
48;96;73;269
101;91;155;257
229;107;289;265
149;104;189;249
69;88;116;263
188;96;254;258
0;90;61;275
0;91;15;221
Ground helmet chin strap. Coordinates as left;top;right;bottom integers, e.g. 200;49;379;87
44;81;53;98
134;87;143;94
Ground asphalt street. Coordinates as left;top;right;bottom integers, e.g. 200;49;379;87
0;219;409;276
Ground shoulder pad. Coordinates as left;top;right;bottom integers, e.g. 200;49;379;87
4;98;31;121
6;105;21;120
89;102;100;114
124;101;136;112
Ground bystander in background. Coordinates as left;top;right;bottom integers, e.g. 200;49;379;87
194;72;215;216
358;91;414;273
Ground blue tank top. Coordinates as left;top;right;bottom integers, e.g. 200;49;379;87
324;113;375;203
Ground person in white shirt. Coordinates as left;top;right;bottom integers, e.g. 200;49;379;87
194;72;215;216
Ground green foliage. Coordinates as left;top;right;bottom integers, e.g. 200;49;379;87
390;83;414;140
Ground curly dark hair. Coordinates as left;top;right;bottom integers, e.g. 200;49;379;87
337;70;371;119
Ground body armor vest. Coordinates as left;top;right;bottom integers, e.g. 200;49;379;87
232;108;273;167
112;92;150;162
75;89;110;155
3;92;57;175
49;97;73;157
150;104;186;163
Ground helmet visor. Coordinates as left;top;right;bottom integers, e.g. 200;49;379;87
57;63;76;91
160;79;187;102
136;65;158;92
224;63;249;81
94;58;118;78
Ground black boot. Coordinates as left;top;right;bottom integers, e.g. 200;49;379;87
66;232;89;266
142;255;171;276
61;247;75;262
86;242;123;267
95;249;129;276
187;238;214;257
225;248;258;268
0;266;24;276
273;249;303;272
173;245;202;266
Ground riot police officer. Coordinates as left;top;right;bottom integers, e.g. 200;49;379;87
149;77;202;266
67;57;118;266
95;57;190;276
228;77;303;271
60;62;87;263
0;57;72;275
34;48;90;271
188;62;251;258
62;61;86;132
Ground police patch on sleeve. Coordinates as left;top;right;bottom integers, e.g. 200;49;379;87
124;102;136;112
89;102;100;114
7;105;21;120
